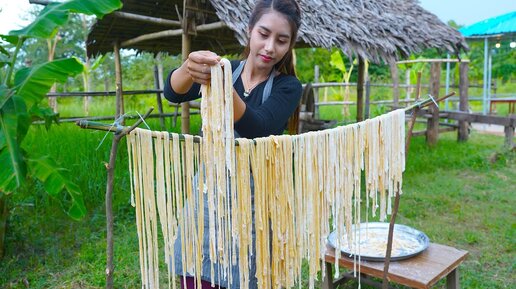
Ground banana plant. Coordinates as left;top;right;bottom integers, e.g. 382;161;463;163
330;50;355;117
0;0;122;249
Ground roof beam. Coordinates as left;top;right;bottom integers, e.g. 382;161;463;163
396;59;470;64
112;11;181;26
121;21;227;47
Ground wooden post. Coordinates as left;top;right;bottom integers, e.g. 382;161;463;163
405;68;411;101
154;64;166;130
181;0;194;134
446;269;460;289
426;62;440;146
321;262;334;289
314;65;320;119
505;125;515;149
356;58;365;122
458;62;469;142
114;41;124;123
389;60;399;108
364;80;371;119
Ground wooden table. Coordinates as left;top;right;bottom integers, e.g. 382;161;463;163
490;98;516;115
322;243;468;289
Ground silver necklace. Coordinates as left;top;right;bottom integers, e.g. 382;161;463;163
243;70;264;98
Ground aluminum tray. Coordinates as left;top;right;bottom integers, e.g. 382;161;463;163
327;222;430;262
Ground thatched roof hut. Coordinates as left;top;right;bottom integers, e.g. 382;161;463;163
87;0;468;63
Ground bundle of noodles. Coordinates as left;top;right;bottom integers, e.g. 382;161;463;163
126;56;406;288
200;58;236;286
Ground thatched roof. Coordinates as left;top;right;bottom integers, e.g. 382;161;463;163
87;0;468;63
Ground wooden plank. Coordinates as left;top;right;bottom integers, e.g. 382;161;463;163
412;127;456;137
325;243;468;289
446;111;516;126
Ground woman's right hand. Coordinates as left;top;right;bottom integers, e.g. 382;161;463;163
182;50;221;85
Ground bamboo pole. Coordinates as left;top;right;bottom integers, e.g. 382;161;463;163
77;96;448;138
121;21;226;47
112;11;181;26
181;0;194;134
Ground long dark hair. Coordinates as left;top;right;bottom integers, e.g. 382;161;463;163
241;0;302;77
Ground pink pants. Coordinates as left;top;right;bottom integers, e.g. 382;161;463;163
180;276;225;289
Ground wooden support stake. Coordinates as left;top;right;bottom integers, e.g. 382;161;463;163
105;40;127;288
458;62;469;142
103;108;153;289
426;62;441;146
356;58;365;122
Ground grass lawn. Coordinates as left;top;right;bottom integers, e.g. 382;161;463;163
0;115;514;288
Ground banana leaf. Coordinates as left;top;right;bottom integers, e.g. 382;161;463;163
0;96;29;192
8;0;122;39
28;156;86;219
13;58;84;108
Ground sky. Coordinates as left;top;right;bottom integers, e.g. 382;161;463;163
0;0;515;35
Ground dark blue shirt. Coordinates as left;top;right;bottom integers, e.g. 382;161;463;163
163;60;302;138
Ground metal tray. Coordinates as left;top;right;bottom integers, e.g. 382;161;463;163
327;222;430;262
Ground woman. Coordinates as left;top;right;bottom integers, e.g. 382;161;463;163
164;0;302;288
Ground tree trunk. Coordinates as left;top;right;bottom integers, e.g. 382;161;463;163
0;193;8;258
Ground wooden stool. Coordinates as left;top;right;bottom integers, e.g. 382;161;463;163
322;243;468;289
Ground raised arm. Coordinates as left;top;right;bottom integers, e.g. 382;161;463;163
170;50;221;93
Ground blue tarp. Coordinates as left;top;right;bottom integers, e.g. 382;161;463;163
460;11;516;37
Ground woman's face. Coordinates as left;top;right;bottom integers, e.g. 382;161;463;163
248;10;292;71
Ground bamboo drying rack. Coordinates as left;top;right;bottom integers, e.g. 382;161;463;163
76;92;454;287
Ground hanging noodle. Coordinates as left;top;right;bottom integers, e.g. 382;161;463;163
126;58;406;289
